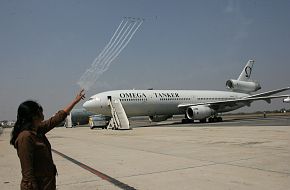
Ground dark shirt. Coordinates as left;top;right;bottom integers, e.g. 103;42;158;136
15;110;67;189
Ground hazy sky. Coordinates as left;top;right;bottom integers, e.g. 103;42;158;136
1;0;290;120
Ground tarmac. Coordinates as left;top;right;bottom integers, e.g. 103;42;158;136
1;114;289;190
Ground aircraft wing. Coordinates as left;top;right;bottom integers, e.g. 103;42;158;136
246;87;290;98
178;94;290;111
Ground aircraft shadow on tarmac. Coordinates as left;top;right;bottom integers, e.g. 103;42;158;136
130;115;290;128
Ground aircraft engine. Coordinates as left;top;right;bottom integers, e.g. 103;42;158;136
149;115;172;122
186;105;214;120
226;79;261;93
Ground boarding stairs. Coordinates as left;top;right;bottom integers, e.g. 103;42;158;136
107;98;130;130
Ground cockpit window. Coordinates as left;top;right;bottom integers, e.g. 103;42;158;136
89;98;94;100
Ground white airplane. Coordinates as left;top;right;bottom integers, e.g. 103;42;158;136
83;60;290;123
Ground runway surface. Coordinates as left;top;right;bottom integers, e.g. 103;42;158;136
1;115;289;190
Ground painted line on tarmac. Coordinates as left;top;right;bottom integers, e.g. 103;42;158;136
52;149;137;190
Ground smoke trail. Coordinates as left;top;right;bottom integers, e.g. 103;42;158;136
93;19;125;65
77;19;131;89
93;19;130;67
86;21;135;80
101;19;144;73
102;19;144;72
100;21;138;71
98;21;135;70
78;17;143;90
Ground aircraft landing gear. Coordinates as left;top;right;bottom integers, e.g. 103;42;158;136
182;115;223;124
208;116;223;123
182;118;194;124
199;118;207;123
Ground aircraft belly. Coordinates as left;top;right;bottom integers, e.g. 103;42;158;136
124;103;182;116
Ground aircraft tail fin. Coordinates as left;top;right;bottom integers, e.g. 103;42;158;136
237;60;254;81
226;59;261;93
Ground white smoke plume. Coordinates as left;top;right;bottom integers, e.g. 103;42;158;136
78;17;144;91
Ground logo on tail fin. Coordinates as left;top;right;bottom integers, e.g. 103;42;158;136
245;66;252;78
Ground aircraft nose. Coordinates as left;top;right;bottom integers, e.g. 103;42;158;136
83;99;95;112
82;101;91;110
83;97;101;112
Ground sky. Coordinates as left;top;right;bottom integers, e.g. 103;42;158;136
1;0;290;120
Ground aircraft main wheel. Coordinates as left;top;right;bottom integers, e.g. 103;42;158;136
200;118;207;123
182;119;193;124
217;117;223;122
213;117;218;122
182;119;187;124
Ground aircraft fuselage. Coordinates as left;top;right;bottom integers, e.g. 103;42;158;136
83;90;248;117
